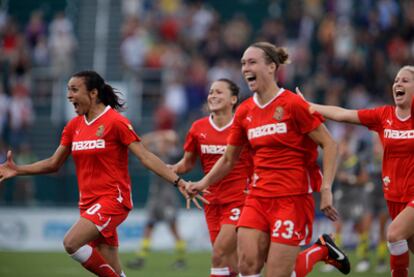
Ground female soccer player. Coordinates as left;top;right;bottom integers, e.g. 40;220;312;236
297;65;414;277
0;70;197;277
170;78;253;277
187;42;350;277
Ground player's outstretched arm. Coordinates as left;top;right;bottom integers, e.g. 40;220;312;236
0;145;70;183
0;150;18;182
296;87;360;124
129;141;208;208
169;151;197;174
188;144;242;194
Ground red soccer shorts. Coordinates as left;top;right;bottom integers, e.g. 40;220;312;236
387;199;414;220
204;200;244;244
237;194;314;246
80;197;130;247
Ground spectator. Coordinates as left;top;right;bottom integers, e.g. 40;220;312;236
8;83;34;149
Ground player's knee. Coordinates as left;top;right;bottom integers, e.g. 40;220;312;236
238;252;260;274
387;224;405;243
63;236;80;254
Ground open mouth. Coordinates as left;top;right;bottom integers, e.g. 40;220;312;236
72;102;80;112
246;75;256;82
395;89;405;97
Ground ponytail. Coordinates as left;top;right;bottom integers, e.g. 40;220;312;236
72;70;125;111
250;42;290;69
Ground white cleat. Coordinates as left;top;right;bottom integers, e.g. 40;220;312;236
355;259;370;272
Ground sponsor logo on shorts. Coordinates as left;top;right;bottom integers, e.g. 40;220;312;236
72;139;106;151
248;123;287;139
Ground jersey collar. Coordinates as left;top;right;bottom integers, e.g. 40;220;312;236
253;88;285;109
84;105;111;126
209;114;234;132
394;107;411;122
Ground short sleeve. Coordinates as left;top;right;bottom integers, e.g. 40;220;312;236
60;118;76;147
412;98;414;128
183;124;198;153
293;98;323;134
358;107;382;131
228;106;249;146
116;119;140;146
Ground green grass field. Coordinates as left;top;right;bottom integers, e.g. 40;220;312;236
0;250;411;276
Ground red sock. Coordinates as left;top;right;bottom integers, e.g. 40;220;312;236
294;244;328;277
82;248;119;277
390;252;409;277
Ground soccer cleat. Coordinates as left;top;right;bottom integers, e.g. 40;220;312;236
171;259;186;270
355;259;370;272
374;259;387;273
316;234;351;274
126;257;145;269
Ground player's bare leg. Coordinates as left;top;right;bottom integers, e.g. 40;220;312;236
63;217;119;277
237;227;269;276
387;205;414;240
387;206;414;277
266;242;300;277
63;217;100;253
97;244;122;274
211;224;238;275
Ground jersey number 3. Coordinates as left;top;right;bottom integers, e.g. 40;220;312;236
230;208;241;221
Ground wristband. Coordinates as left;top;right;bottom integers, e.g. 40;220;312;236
173;176;182;187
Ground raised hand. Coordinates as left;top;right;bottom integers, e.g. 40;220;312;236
177;179;209;210
0;151;18;183
319;187;339;221
186;180;209;195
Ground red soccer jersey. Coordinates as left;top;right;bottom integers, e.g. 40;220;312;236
358;106;414;202
228;88;323;197
60;106;140;210
184;116;253;204
412;97;414;128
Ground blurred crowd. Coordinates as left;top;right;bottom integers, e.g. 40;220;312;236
0;8;77;145
119;0;414;128
0;8;77;204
